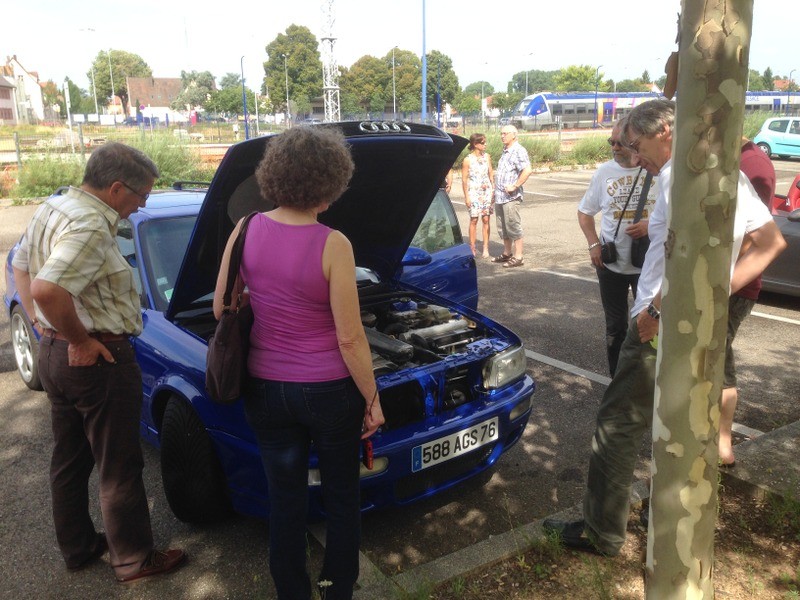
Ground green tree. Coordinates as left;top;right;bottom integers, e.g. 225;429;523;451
263;25;323;117
63;78;93;114
219;72;242;90
340;55;389;114
87;50;152;115
509;69;558;94
454;90;481;115
425;50;459;109
641;69;651;84
207;86;251;117
762;67;774;90
747;69;766;90
381;48;421;115
616;78;652;92
464;81;494;97
554;65;600;92
491;91;523;113
172;70;216;111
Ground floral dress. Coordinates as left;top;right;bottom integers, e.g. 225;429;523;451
465;154;493;218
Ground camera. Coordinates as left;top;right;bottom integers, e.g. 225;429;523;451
601;241;618;264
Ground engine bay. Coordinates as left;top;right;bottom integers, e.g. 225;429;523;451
361;296;486;375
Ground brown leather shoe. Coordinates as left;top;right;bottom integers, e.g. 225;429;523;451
115;549;186;583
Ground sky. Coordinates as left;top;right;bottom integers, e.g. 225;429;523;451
5;0;798;98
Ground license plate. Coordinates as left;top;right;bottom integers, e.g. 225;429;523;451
411;417;499;472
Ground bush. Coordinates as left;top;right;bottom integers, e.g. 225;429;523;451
122;133;217;186
743;110;773;140
14;156;84;199
567;134;609;166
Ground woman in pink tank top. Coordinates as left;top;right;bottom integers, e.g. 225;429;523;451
213;127;384;600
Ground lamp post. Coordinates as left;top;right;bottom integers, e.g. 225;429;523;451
254;91;260;136
107;49;116;117
240;56;250;139
525;52;533;97
593;64;603;129
90;66;99;115
392;46;397;119
788;69;796;116
421;0;427;123
283;54;291;127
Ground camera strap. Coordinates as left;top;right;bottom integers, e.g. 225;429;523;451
610;167;642;242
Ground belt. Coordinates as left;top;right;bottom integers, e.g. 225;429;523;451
41;328;130;343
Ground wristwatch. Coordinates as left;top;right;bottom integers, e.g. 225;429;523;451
646;303;661;320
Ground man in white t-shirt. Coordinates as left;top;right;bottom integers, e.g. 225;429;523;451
578;118;659;374
545;98;786;557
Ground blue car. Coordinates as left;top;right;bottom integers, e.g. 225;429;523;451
5;122;534;523
753;116;800;159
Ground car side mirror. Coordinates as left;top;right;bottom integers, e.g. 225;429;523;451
401;246;433;267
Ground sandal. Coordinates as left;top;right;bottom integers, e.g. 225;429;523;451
503;256;524;268
491;253;512;263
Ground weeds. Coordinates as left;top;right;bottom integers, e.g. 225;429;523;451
765;488;800;540
577;554;615;600
13;155;84;199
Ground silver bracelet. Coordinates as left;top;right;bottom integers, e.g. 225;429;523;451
588;242;601;251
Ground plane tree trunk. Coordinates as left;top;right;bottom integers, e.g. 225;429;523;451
646;1;753;598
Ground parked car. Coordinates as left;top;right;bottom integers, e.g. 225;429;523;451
762;174;800;296
5;122;534;524
753;117;800;159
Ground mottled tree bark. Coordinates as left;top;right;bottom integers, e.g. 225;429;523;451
646;1;753;598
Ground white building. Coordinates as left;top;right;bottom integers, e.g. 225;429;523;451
1;55;46;124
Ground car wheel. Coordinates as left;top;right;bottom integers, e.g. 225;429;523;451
756;142;772;157
160;396;232;523
10;305;42;390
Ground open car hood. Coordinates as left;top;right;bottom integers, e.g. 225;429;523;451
166;122;467;320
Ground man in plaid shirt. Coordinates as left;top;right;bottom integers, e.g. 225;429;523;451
491;125;532;268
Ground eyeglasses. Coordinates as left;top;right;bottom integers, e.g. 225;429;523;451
120;181;149;202
626;134;642;152
500;132;512;136
607;138;624;148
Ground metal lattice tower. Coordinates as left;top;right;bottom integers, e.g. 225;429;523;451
321;0;340;122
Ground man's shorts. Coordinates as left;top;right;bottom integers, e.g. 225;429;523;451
723;294;756;388
495;199;523;240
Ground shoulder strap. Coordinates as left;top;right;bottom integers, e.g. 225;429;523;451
632;172;653;223
612;167;642;241
222;211;258;311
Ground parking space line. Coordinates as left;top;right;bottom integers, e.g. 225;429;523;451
537;269;597;284
525;349;612;386
751;311;800;326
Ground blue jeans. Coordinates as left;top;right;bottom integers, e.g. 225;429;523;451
244;376;365;600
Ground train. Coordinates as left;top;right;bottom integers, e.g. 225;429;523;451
510;91;799;131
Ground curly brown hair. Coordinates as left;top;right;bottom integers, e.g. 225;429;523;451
255;126;355;210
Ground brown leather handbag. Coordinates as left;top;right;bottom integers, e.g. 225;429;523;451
205;212;258;404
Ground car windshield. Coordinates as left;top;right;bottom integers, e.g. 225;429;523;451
139;216;198;311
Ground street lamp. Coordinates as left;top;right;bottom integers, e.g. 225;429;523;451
421;0;427;123
392;46;397;119
254;91;260;136
107;49;116;117
593;64;603;129
90;65;99;115
240;56;250;139
525;52;533;97
283;54;291;127
788;69;796;116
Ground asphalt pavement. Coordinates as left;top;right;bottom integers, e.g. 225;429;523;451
0;160;798;599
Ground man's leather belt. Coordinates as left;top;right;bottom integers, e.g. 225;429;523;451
41;328;129;343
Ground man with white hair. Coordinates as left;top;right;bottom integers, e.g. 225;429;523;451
491;125;532;268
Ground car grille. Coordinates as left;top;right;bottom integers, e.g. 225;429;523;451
394;443;496;501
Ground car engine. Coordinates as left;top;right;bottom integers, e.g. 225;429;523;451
361;297;484;375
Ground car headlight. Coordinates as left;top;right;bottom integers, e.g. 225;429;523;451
482;345;527;390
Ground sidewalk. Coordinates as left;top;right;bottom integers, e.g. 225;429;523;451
352;421;800;598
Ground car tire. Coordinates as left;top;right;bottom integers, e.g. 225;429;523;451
10;305;42;390
160;396;232;523
757;142;772;157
